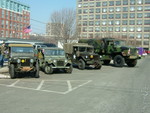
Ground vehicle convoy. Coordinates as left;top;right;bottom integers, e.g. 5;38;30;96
8;44;39;79
37;47;72;74
79;38;139;67
63;43;102;70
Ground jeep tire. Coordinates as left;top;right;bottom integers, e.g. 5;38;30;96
126;59;137;67
10;64;15;79
66;65;73;73
103;60;111;65
78;59;85;70
44;65;53;74
114;55;125;67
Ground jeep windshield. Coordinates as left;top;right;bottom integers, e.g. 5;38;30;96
11;47;34;56
114;40;126;46
44;49;65;56
79;47;94;53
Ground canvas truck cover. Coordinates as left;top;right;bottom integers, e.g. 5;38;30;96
63;43;90;54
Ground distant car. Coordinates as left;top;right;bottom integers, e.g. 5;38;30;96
42;43;57;47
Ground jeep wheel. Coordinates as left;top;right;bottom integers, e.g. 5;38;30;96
35;62;40;78
103;60;111;65
114;55;125;67
66;65;73;73
44;65;53;74
10;64;15;79
126;59;137;67
94;61;102;69
78;59;85;70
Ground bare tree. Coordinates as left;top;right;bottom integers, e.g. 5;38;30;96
49;8;77;44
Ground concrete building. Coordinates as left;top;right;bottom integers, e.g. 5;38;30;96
0;0;30;39
76;0;150;50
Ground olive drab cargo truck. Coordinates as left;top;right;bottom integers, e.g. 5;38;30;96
79;38;139;67
63;43;102;70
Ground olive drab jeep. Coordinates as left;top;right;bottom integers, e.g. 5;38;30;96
63;43;102;70
8;44;39;79
37;47;72;74
79;38;139;67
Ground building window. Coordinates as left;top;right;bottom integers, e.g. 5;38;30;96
96;8;101;13
137;13;143;18
89;2;94;7
115;20;120;25
83;21;87;26
137;6;143;11
95;21;100;26
89;9;94;13
89;27;93;32
89;21;94;26
137;0;143;4
129;27;135;32
109;8;114;12
122;27;127;32
109;14;114;19
83;9;88;14
109;1;114;6
145;0;150;4
108;21;114;25
83;15;88;20
96;2;101;7
95;15;100;19
122;20;128;25
122;14;128;18
143;41;149;45
130;0;135;5
95;27;100;32
116;1;121;6
137;20;142;25
130;6;135;12
137;27;142;32
144;20;150;25
102;21;107;25
102;2;107;6
102;8;107;13
136;34;142;39
123;0;128;5
83;27;87;32
129;34;135;39
144;27;150;32
83;3;88;7
78;9;82;14
123;7;128;12
108;27;113;32
145;6;150;11
129;20;135;25
115;27;120;32
130;13;135;18
102;14;107;19
116;7;121;12
144;34;150;39
116;14;121;19
144;13;150;18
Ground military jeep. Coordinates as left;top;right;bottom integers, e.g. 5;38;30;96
37;47;72;74
63;43;102;70
8;44;39;79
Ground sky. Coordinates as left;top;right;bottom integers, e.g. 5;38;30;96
21;0;76;34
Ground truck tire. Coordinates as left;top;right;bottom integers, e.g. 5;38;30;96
94;61;102;69
114;55;125;67
126;59;137;67
35;62;40;78
103;60;111;65
78;59;85;70
10;64;15;79
44;65;53;74
66;65;73;73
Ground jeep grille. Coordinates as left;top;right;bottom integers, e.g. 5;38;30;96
57;61;64;66
21;59;30;66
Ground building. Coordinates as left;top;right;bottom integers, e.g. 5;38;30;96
77;0;150;50
0;0;30;39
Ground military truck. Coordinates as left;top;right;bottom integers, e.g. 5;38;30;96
79;38;139;67
63;43;102;70
37;47;72;74
8;44;39;79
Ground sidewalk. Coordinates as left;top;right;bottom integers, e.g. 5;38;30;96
0;63;10;79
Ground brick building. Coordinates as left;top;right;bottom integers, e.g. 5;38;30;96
0;0;30;39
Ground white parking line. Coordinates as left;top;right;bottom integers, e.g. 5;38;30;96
36;80;44;90
67;80;72;91
8;80;20;87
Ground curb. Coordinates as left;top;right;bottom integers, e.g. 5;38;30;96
0;74;10;79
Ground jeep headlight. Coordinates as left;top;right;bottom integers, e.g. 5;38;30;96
53;60;57;63
17;59;21;63
85;56;88;58
90;55;93;58
65;59;68;63
30;59;34;63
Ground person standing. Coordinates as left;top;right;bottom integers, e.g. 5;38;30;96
0;42;6;67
